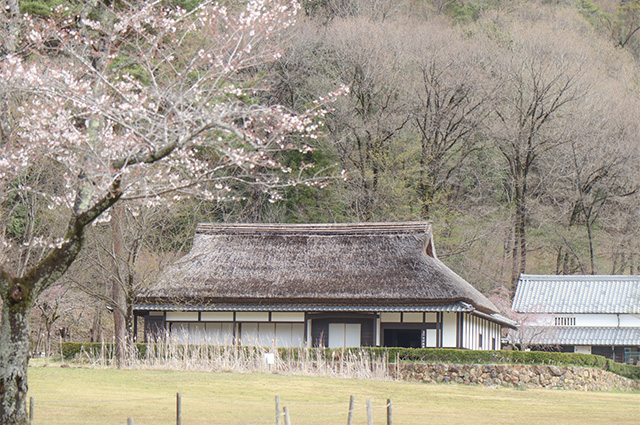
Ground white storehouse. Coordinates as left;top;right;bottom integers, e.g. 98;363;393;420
512;274;640;363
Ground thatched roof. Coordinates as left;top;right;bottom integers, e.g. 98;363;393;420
138;222;498;314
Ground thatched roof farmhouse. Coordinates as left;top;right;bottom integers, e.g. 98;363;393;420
135;222;514;349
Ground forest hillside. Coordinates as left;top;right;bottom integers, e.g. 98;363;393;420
259;0;640;294
3;0;640;344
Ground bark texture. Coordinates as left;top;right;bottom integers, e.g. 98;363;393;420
0;302;31;425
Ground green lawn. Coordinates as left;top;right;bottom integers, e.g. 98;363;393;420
28;364;640;425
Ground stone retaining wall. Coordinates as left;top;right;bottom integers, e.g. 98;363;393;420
394;363;640;391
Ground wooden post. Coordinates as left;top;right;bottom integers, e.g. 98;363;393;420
387;398;392;425
275;395;281;425
347;395;355;425
366;399;372;425
176;392;182;425
29;397;34;425
283;406;291;425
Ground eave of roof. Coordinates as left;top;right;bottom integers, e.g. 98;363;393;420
514;326;640;346
471;310;518;329
133;302;474;313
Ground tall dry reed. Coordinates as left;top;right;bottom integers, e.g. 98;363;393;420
77;335;392;380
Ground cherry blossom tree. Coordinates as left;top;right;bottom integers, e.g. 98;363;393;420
0;1;343;423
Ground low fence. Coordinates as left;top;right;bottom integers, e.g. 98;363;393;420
28;393;394;425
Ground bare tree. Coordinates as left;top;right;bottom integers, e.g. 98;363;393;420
599;0;640;51
491;55;582;287
533;77;640;276
68;203;201;366
408;51;489;217
558;140;637;274
320;18;410;220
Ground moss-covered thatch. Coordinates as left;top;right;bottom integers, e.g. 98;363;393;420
138;222;498;314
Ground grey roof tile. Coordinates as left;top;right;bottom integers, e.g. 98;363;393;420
133;302;474;313
512;274;640;314
523;326;640;346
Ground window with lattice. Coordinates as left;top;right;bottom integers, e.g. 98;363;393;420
554;316;576;326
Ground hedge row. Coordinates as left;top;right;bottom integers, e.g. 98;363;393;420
60;342;276;360
339;347;640;380
58;343;640;381
59;342;148;360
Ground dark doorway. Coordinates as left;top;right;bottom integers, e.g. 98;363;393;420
144;315;165;342
384;329;422;348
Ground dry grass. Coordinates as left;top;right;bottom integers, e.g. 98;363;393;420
28;364;640;425
76;339;392;381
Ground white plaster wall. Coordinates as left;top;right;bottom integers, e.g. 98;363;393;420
521;313;640;327
425;313;437;323
166;311;198;321
236;312;269;322
462;315;500;350
575;314;618;327
442;312;457;348
426;329;437;348
403;313;423;323
380;312;401;323
271;312;305;322
618;314;640;327
201;312;233;322
478;318;499;350
521;314;554;326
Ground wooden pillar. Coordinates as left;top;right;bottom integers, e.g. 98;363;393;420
306;318;312;348
132;313;138;343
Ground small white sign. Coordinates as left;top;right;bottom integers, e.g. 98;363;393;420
263;353;275;365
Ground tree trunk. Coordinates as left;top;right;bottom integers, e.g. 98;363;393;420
511;173;527;287
510;225;519;289
0;170;121;424
586;218;596;275
111;204;128;368
91;307;103;343
112;289;127;368
3;0;20;54
0;302;31;425
517;198;527;278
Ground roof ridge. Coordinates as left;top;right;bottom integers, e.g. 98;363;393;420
196;221;432;235
520;274;640;281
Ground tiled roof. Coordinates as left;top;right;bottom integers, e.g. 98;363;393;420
523;326;640;346
512;274;640;314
